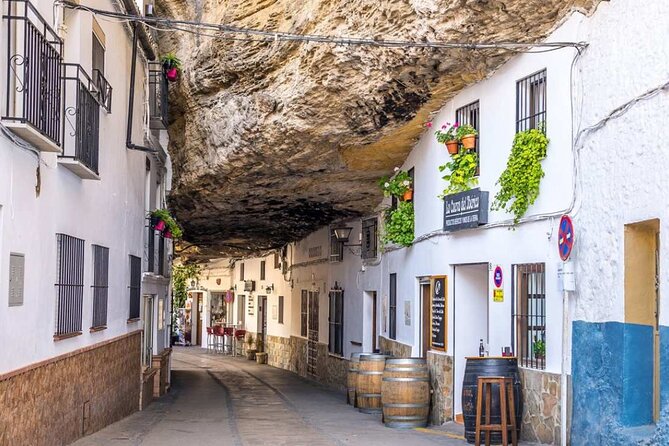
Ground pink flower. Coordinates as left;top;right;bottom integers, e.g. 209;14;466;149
454;122;460;127
441;125;447;129
425;122;432;128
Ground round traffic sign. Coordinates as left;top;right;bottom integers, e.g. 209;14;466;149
493;266;503;288
558;215;575;261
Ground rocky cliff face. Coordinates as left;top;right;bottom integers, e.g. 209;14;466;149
155;0;598;257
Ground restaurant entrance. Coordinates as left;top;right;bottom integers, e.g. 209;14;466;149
453;263;489;420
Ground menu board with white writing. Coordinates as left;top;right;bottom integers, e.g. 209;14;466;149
430;276;447;351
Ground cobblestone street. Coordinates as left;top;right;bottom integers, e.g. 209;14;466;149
73;348;467;446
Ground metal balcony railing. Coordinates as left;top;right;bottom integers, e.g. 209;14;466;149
148;63;168;129
61;63;100;175
2;0;63;147
93;69;112;113
145;222;168;276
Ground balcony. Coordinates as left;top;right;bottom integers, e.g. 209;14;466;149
93;69;112;113
145;223;170;277
1;0;62;152
148;63;168;129
58;64;100;180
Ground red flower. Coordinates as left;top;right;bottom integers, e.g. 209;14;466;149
425;122;433;128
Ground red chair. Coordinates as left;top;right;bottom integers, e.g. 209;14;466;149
213;326;225;353
223;327;235;354
206;327;215;353
234;329;246;356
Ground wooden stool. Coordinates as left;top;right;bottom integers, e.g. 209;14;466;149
475;376;517;446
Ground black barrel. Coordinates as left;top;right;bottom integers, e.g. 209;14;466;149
462;357;522;444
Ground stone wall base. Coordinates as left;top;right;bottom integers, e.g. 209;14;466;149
0;331;142;445
427;351;454;425
152;348;172;397
378;336;412;357
519;367;561;445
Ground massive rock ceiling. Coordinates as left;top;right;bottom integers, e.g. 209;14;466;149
155;0;599;258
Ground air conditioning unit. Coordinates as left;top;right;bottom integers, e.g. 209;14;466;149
244;280;255;292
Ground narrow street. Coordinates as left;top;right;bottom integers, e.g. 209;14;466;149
73;348;465;446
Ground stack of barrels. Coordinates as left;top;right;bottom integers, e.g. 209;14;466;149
347;353;430;428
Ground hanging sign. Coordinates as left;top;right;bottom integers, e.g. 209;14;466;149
224;290;234;303
493;266;503;288
430;276;447;351
247;295;255;316
443;188;489;231
558;215;575;261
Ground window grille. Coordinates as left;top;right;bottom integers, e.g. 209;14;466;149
328;287;344;355
158;235;165;276
147;224;155;273
301;290;308;337
148;63;168;129
274;252;281;269
455;101;480;172
516;70;547;132
278;296;284;324
91;244;109;328
240;262;244;281
55;234;85;336
361;218;378;259
129;255;141;319
260;260;266;280
389;273;397;340
514;263;546;369
329;228;343;262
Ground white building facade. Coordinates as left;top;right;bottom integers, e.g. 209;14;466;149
0;0;173;443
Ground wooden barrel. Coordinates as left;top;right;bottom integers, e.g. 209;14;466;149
357;354;388;413
381;358;430;428
462;357;522;444
347;352;365;406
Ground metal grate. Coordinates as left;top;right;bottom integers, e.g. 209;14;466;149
389;273;397;340
129;255;141;319
361;217;378;259
328;286;344;356
516;70;547;132
148;63;168;129
55;234;85;336
514;263;546;369
2;0;63;145
329;228;343;262
91;245;109;328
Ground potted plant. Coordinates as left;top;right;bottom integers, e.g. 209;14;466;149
255;338;268;364
161;53;182;82
533;339;546;360
381;201;415;247
439;150;479;196
245;334;257;360
149;209;170;231
434;123;459;155
456;124;478;150
379;168;412;201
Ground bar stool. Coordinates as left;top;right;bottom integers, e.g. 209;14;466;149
212;325;225;353
234;329;246;356
222;327;235;355
206;327;215;353
475;376;517;446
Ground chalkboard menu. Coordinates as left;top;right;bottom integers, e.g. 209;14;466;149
430;276;447;351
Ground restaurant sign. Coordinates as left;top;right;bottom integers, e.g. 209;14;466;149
443;188;489;231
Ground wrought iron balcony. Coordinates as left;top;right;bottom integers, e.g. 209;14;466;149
93;69;112;113
149;63;168;129
2;0;62;152
145;222;170;277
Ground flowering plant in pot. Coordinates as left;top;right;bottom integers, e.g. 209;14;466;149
161;53;182;82
433;122;459;155
456;124;478;150
379;168;413;201
438;150;479;196
149;208;171;231
533;338;546;360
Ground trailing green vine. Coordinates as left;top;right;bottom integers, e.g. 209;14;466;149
439;150;479;196
492;128;549;224
381;201;415;247
172;263;201;310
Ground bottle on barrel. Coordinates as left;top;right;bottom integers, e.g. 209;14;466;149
478;339;485;357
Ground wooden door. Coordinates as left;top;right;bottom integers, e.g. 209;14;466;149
372;291;377;352
307;291;319;376
421;283;431;358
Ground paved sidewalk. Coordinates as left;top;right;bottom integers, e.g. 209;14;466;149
74;347;469;446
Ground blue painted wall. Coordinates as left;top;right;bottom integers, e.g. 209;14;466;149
571;320;661;445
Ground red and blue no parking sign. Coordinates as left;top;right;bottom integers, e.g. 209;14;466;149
558;215;575;261
493;266;503;288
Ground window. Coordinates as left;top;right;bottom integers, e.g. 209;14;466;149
301;290;308;337
278;296;284;324
8;253;25;307
129;255;141;320
55;234;85;336
516;70;547;132
514;263;546;369
274;252;281;269
91;24;111;112
329;287;344;356
361;218;378;259
330;228;343;262
239;262;245;281
408;167;415;200
389;273;397;340
157;298;165;330
455;101;480;172
91;245;109;329
260;260;266;280
237;295;246;326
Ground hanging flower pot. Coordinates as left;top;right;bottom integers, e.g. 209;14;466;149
445;140;459;155
163;229;172;239
165;67;178;82
461;134;477;150
402;189;414;202
153;219;166;231
161;52;182;83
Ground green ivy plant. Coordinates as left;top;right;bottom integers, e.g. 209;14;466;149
492;128;549;224
382;201;415;247
533;339;546;358
439;150;479;196
171;263;201;335
378;169;412;198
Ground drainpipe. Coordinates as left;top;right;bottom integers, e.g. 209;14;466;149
126;23;157;154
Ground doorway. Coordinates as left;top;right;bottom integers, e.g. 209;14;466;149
143;295;154;366
257;295;268;352
364;291;378;352
307;291;319;376
419;281;431;358
453;263;489;419
195;293;203;346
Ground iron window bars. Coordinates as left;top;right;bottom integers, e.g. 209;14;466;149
361;217;378;260
455;101;480;173
91;244;109;329
61;63;101;174
516;69;547;132
389;273;397;340
129;255;141;319
328;287;344;356
260;260;266;280
513;263;546;370
93;69;112;113
148;62;168;129
329;228;343;262
2;0;63;146
55;234;85;336
147;223;155;273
